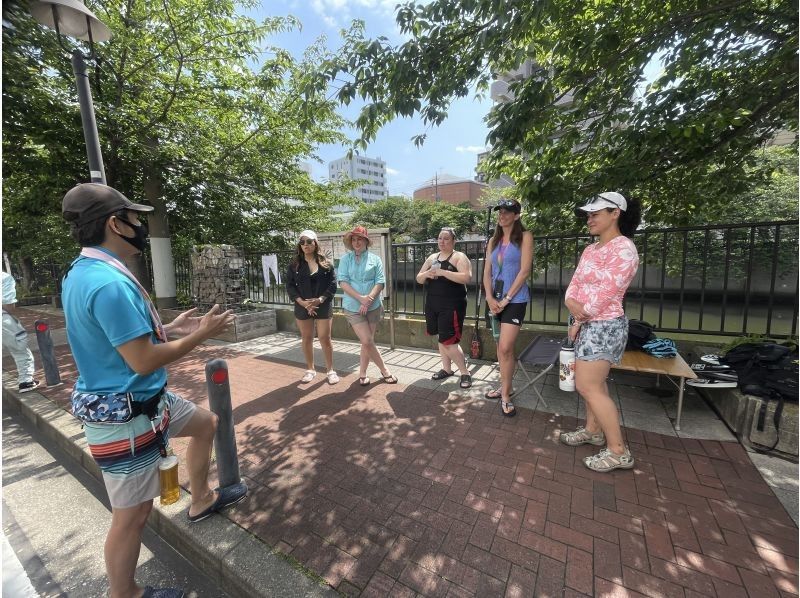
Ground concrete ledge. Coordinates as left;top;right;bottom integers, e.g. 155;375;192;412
2;386;336;598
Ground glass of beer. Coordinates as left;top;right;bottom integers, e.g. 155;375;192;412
159;455;180;506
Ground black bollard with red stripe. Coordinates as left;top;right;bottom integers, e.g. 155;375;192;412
34;320;62;387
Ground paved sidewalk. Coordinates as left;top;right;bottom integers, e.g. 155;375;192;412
4;308;798;597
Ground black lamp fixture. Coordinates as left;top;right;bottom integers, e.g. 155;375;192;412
29;0;112;184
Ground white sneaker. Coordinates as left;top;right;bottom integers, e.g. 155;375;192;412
686;377;737;389
326;371;340;385
300;370;316;383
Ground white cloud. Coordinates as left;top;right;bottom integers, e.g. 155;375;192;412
386;167;400;175
455;145;487;154
310;0;399;29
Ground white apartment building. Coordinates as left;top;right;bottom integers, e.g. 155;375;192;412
329;154;388;204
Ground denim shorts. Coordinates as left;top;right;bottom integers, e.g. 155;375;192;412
575;317;628;364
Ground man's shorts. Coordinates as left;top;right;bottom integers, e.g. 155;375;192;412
575;316;628;364
485;302;527;327
83;391;196;509
344;305;384;327
426;301;467;345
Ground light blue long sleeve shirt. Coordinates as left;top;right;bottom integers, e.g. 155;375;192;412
337;250;385;313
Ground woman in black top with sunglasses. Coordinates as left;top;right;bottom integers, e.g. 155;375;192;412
285;230;339;385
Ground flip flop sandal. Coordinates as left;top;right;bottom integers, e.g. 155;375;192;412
187;484;248;523
359;376;371;386
485;388;515;399
431;369;455;380
460;374;472;389
382;374;399;384
500;401;517;417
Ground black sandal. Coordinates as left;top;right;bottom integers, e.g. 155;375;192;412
359;376;370;386
382;374;398;384
460;374;472;389
500;401;517;417
431;369;454;380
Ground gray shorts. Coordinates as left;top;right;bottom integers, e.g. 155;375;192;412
344;305;384;327
83;391;197;509
575;317;628;364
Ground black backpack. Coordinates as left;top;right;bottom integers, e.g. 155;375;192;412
722;342;799;450
627;320;655;351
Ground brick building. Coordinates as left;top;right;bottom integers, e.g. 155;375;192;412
413;174;488;209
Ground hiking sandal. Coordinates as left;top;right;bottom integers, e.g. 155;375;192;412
459;374;472;389
431;369;454;380
583;448;635;472
500;401;516;417
560;427;606;447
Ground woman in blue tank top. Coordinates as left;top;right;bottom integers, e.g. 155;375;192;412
482;199;533;416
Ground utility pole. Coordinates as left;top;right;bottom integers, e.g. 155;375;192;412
434;173;440;202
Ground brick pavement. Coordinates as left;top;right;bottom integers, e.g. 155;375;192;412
4;309;798;597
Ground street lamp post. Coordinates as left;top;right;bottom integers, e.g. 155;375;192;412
29;0;111;184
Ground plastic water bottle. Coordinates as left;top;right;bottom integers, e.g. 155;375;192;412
490;314;501;340
559;337;576;392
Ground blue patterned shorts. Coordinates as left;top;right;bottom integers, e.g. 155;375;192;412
575;317;628;364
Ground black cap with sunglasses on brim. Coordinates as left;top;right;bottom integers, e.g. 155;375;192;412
575;192;627;216
493;199;522;214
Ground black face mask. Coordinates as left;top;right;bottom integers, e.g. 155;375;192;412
114;217;149;252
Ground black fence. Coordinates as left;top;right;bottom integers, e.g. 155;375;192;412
146;220;799;339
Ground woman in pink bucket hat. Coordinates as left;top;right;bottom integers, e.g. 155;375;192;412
337;225;398;386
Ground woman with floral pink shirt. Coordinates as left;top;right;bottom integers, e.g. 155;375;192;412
560;192;641;473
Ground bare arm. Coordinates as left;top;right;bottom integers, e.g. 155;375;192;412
483;240;501;314
2;302;16;315
116;305;234;375
415;254;436;284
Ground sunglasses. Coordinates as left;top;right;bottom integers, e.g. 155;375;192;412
299;239;315;246
587;195;622;210
496;199;519;209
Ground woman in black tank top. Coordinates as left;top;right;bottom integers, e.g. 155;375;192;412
416;227;473;388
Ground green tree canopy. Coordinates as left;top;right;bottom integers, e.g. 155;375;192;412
349;196;483;241
319;0;797;220
3;0;351;285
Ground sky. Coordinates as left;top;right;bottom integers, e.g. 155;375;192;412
246;1;493;197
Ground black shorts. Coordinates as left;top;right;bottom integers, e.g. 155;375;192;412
294;302;332;321
485;302;527;327
425;301;467;345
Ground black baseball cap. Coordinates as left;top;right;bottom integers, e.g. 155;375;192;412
62;183;154;226
493;198;522;214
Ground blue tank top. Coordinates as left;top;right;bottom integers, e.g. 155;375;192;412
491;240;530;303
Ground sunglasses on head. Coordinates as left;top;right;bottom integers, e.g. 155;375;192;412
299;238;315;246
497;199;518;209
587;195;622;209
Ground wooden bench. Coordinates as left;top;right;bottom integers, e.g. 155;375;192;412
612;351;698;431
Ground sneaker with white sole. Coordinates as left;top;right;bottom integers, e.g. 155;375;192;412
686;377;737;389
700;354;722;365
18;380;40;393
300;370;316;383
326;370;340;385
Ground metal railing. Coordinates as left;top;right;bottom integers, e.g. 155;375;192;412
122;220;800;339
390;221;798;338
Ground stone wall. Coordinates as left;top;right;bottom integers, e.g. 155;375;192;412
190;245;246;309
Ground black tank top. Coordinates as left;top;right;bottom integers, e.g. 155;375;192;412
427;252;467;302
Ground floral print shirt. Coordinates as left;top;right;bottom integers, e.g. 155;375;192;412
565;236;639;321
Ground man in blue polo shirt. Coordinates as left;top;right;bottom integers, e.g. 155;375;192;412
61;183;246;598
